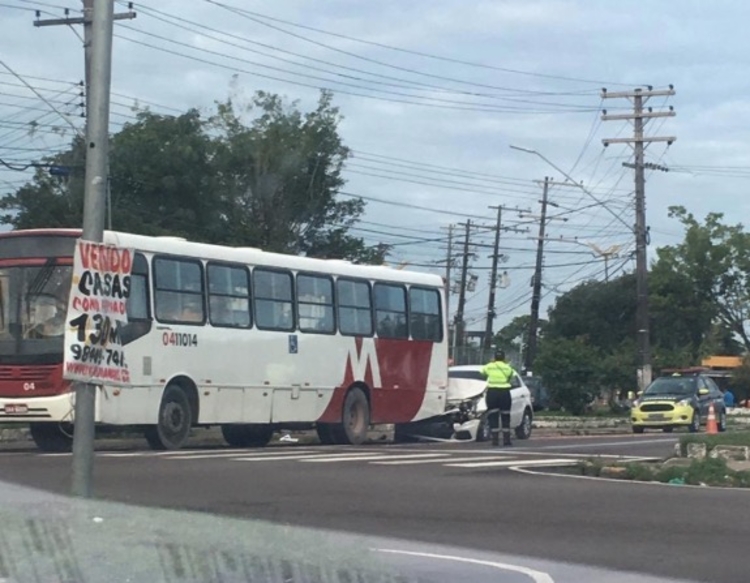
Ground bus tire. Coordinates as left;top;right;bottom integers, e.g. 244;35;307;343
316;423;336;445
221;424;273;448
145;384;192;451
334;387;370;445
29;422;73;453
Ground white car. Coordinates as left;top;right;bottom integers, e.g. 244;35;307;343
447;365;534;442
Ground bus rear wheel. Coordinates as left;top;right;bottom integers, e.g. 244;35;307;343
29;422;73;453
145;385;192;451
332;387;370;445
221;424;273;448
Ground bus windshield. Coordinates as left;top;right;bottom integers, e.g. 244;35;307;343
0;263;72;365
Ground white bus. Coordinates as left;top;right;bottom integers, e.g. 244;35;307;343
0;229;448;451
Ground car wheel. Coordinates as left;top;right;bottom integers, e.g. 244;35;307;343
718;409;727;433
476;413;491;442
689;410;700;433
514;409;532;440
632;426;644;434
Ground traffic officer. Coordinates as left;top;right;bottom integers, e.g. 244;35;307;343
480;350;518;446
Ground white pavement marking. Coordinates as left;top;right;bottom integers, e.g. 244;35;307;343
374;548;555;583
231;452;385;462
446;458;576;468
533;438;676;450
158;449;320;460
372;455;509;466
301;453;448;463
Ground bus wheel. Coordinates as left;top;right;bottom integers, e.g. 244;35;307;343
334;387;370;445
29;423;73;453
145;385;192;450
221;424;273;448
316;423;336;445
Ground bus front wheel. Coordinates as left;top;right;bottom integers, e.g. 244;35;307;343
145;385;192;450
29;422;73;453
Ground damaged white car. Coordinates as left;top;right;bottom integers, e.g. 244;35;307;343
447;365;534;442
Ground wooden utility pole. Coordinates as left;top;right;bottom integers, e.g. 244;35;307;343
454;220;472;349
602;86;676;390
525;177;549;373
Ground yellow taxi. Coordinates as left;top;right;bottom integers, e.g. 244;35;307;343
631;371;727;433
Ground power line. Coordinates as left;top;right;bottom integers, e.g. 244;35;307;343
203;0;638;88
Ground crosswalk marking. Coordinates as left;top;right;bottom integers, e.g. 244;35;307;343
158;449;320;461
445;458;577;468
301;453;448;463
231;452;385;462
372;455;508;466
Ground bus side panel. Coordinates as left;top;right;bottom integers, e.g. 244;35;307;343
97;386;163;425
316;337;435;425
409;341;449;422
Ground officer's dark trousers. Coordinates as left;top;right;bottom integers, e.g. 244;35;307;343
486;388;512;442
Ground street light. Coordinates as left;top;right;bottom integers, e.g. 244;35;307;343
509;145;632;232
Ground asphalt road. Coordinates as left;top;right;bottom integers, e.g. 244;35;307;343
2;433;748;583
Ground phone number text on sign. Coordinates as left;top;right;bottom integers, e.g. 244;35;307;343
63;240;134;386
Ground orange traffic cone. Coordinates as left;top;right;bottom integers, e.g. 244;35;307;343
706;403;718;435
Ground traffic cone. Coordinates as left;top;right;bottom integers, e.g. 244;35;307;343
706;403;718;435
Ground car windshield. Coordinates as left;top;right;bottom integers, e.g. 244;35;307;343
643;376;697;396
448;369;484;381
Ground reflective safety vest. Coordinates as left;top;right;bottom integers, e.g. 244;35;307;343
481;360;514;389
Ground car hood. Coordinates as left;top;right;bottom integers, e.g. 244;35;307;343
446;377;486;403
640;393;692;402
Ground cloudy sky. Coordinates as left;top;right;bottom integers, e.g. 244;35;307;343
1;0;748;336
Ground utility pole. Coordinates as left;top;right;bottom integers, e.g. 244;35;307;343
481;205;526;350
454;220;472;349
69;0;115;499
443;224;454;352
525;177;549;373
602;86;676;391
483;207;503;350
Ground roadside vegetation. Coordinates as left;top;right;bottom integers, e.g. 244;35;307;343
575;457;750;488
679;431;750;456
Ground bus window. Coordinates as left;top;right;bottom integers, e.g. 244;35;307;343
127;253;150;321
337;279;372;337
253;268;294;331
297;274;334;334
207;263;251;328
409;287;442;341
374;283;408;339
153;257;205;325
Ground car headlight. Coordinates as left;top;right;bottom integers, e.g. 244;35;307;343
632;399;641;409
676;398;693;408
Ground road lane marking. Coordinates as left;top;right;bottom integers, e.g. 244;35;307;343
372;455;509;466
373;548;555;583
446;458;576;468
231;452;385;462
532;438;677;450
158;449;321;460
301;453;448;463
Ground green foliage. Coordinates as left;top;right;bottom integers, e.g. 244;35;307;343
534;337;599;415
1;89;387;264
494;315;547;355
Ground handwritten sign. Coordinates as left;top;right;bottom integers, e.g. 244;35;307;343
63;240;134;386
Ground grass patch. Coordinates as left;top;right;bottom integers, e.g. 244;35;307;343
572;456;750;488
679;432;750;456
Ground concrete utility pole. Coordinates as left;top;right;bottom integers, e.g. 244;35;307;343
602;86;676;391
525;177;549;373
69;0;115;499
454;220;472;350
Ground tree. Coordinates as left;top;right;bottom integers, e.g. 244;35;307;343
494;315;547;358
655;206;750;351
1;88;387;264
534;337;600;414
